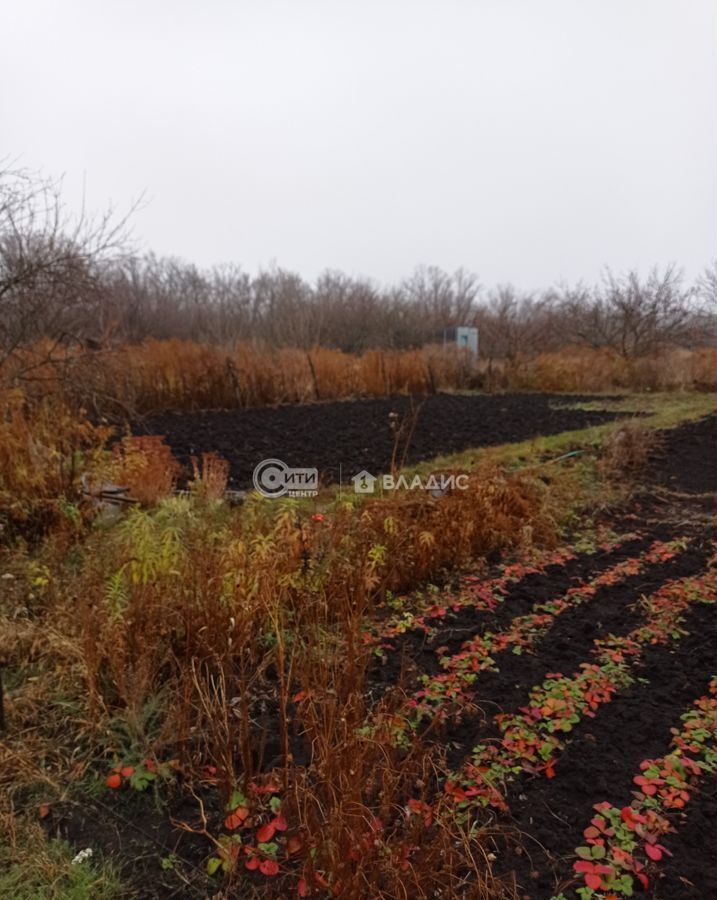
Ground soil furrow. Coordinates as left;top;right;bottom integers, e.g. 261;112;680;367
651;777;717;899
495;599;717;899
432;537;655;655
438;542;709;766
369;536;652;691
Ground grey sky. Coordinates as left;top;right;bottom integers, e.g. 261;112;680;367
3;0;715;289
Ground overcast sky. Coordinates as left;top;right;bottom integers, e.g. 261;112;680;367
3;0;715;289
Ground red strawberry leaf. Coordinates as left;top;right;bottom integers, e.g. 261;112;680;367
256;822;276;843
259;859;279;876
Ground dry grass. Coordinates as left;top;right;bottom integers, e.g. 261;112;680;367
505;346;717;393
107;435;180;505
5;340;714;418
598;420;660;479
1;438;552;896
0;814;124;899
0;388;111;539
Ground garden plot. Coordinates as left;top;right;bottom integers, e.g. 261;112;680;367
24;414;717;899
138;392;628;489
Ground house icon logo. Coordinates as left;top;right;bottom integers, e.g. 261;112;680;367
351;470;377;494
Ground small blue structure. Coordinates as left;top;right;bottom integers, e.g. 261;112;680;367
443;326;479;356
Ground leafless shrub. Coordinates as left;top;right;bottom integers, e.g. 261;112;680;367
561;266;711;358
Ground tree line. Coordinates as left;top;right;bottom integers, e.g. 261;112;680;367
2;166;715;364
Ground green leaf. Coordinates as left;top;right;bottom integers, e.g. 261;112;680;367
576;846;593;859
614;874;634;896
228;789;246;811
130;770;157;791
207;857;222;876
576;887;595;899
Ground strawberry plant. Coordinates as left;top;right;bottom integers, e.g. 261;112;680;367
205;782;293;881
104;758;175;792
406;540;683;725
558;676;717;898
371;542;587;647
442;562;717;812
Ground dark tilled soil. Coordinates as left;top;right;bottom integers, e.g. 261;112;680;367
487;415;716;899
367;536;653;695
653;779;717;899
138;393;625;488
49;789;216;899
650;414;717;495
432;537;655;658
435;544;710;768
495;600;717;899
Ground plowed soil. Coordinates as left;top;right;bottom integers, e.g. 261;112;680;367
138;392;626;488
650;414;717;494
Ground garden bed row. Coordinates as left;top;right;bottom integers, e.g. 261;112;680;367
492;571;717;897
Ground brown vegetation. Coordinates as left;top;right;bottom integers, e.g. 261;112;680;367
1;419;557;896
3;342;716;420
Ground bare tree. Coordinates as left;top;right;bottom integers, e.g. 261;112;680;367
696;261;717;306
401;265;480;335
0;165;134;372
312;270;386;351
6;172;709;364
92;258;717;356
562;266;701;357
476;285;559;361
